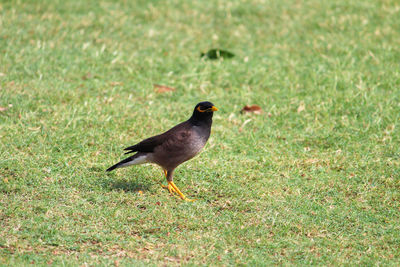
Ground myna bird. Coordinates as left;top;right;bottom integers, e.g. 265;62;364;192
106;101;218;201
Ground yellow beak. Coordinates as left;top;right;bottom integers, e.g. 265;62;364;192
210;106;218;111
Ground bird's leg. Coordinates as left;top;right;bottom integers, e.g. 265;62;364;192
161;170;195;201
160;169;177;194
168;181;195;202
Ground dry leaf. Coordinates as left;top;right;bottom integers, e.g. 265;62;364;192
297;102;305;113
154;84;175;93
110;81;123;86
239;119;252;132
241;104;262;114
0;106;7;112
82;73;92;80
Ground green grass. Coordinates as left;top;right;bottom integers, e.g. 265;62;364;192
1;0;400;265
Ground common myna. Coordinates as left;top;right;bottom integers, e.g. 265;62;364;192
106;101;218;201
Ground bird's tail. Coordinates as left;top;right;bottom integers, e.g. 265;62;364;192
106;153;148;172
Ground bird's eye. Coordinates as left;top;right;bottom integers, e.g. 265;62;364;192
197;106;206;112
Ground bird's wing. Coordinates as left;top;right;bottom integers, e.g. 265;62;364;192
123;121;189;154
162;128;193;152
124;134;165;154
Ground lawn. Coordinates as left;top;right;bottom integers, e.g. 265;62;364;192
1;0;400;265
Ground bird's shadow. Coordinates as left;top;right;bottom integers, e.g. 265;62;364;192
100;173;152;193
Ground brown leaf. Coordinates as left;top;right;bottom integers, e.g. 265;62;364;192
0;106;7;112
154;84;175;93
297;102;305;113
110;81;123;86
82;73;92;80
241;104;262;114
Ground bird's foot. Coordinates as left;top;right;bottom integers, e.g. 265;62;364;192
160;183;177;194
160;181;195;201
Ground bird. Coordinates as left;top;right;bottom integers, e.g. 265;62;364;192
106;101;218;201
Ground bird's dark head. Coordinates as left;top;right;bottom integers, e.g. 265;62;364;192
190;101;218;123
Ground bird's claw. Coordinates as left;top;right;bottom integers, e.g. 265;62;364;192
160;183;177;194
160;181;196;201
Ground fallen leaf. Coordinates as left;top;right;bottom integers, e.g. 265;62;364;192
154;84;175;93
165;256;180;262
241;105;262;114
110;81;123;86
239;119;252;132
201;49;235;59
0;106;7;112
297;102;305;113
82;73;92;80
28;126;41;131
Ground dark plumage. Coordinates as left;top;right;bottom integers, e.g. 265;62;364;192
106;101;218;201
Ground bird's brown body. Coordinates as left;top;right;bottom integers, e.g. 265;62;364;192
106;101;217;200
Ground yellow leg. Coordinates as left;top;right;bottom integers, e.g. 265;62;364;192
160;169;176;192
169;181;195;201
160;182;177;194
160;169;195;201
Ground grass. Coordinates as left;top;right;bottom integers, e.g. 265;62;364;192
1;0;400;265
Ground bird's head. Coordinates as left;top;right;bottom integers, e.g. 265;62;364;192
191;101;218;122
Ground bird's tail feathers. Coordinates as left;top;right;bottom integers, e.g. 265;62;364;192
106;153;148;172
